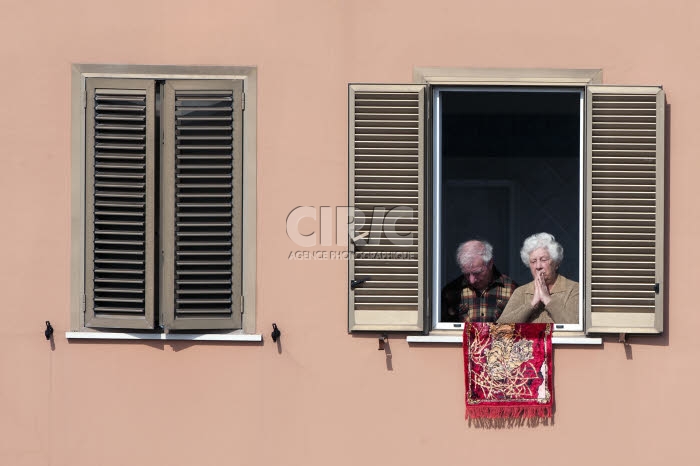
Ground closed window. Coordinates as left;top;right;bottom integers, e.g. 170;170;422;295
71;65;257;334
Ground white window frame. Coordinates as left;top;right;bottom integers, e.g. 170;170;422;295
431;85;585;333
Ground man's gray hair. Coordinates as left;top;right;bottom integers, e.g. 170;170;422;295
520;232;563;267
456;240;494;269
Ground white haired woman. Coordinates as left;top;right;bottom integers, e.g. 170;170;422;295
497;233;578;324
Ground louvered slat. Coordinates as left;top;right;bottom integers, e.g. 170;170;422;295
586;86;664;334
161;80;243;331
349;85;425;332
85;79;155;329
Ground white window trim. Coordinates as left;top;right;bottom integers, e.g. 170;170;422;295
70;64;257;335
432;86;585;332
65;331;262;342
406;335;602;345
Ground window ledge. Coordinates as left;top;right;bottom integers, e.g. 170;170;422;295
406;335;602;345
66;331;262;342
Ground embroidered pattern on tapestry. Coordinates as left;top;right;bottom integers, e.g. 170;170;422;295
464;322;553;420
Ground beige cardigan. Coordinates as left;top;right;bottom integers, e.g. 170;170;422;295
496;274;579;324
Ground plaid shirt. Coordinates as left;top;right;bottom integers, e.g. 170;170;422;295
441;267;518;323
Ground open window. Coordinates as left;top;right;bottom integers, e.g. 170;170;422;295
433;87;583;332
348;68;665;337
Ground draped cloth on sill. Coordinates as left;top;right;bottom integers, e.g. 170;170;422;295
464;322;553;420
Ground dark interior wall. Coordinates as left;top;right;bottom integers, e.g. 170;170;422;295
439;91;580;288
441;156;580;286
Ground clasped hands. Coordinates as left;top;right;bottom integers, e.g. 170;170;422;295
530;271;552;309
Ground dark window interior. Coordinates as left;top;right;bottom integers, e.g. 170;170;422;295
439;89;581;295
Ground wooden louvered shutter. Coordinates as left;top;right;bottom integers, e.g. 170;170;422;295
85;79;155;329
585;86;665;334
161;80;243;331
348;84;426;332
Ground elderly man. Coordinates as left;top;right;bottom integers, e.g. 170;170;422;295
441;240;518;323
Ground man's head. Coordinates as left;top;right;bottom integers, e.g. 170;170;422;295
456;240;494;292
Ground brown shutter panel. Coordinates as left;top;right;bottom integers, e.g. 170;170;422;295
85;78;156;329
348;84;426;332
161;80;243;331
585;86;665;334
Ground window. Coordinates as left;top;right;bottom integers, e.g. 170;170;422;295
348;68;665;337
433;87;583;332
70;65;257;335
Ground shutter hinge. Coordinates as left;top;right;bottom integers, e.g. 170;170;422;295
242;92;245;111
240;295;245;314
81;294;86;314
654;283;660;294
350;278;368;290
82;91;87;109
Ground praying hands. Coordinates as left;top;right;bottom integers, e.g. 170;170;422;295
530;271;552;308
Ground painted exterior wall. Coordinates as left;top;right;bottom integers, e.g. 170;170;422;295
0;1;697;465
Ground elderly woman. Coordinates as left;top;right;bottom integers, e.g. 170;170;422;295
497;233;578;324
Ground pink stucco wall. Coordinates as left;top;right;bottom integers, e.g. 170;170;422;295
1;1;698;465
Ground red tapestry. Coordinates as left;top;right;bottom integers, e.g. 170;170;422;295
464;322;553;420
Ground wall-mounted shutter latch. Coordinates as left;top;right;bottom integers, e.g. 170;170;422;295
44;321;54;340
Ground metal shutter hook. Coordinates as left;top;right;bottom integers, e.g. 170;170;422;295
44;321;54;340
271;323;281;342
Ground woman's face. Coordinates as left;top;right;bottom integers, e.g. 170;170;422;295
528;247;558;285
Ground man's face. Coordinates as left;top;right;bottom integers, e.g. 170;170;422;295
461;259;493;292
